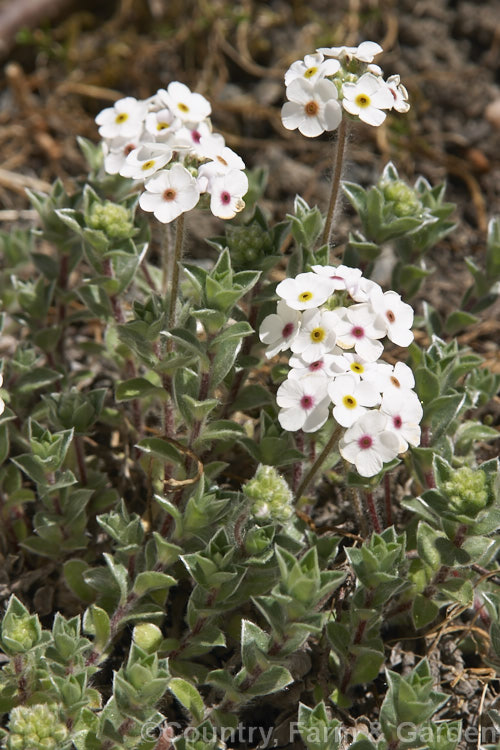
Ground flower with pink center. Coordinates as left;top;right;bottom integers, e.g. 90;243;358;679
276;272;335;311
198;138;246;173
281;78;342;138
339;411;400;477
259;300;301;359
172;123;224;158
377;362;415;398
207;169;248;220
380;390;422;452
102;136;142;175
369;288;414;346
288;352;340;380
312;264;363;294
328;374;380;427
139;163;200;223
334;305;385;361
276;375;330;433
385;75;410;113
290;308;339;362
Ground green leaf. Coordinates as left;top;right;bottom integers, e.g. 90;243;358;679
63;559;96;603
412;594;439;629
168;678;205;723
350;646;384;685
444;310;479;335
115;377;164;402
132;571;176;597
16;367;63;393
83;604;110;651
415;366;440;404
243;665;293;696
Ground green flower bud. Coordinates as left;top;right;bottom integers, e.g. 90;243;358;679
88;201;133;239
443;467;489;516
243;465;293;524
382;179;421;216
227;223;272;269
7;705;68;750
133;623;163;653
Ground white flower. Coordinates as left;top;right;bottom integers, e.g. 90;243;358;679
102;136;143;175
198;138;245;173
172;124;224;158
290;308;339;362
342;73;394;126
139;163;200;223
259;300;301;359
349;277;382;303
378;361;415;397
95;96;147;139
312;263;363;295
277;376;330;433
369;288;414;346
208;170;248;220
328;374;379;427
334;305;385;361
276;272;335;310
339;410;400;477
284;53;340;86
288;352;339;379
385;75;410;113
158;82;211;123
317;41;383;63
380;390;422;452
144;108;181;138
329;352;384;382
119;144;173;180
281;78;342;138
367;63;383;76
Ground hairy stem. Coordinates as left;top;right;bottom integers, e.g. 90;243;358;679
167;212;185;340
365;490;382;534
321;118;348;251
295;424;342;500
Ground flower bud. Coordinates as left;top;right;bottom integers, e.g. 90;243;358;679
443;467;489;516
7;705;68;750
243;464;293;524
133;623;163;653
88;201;133;239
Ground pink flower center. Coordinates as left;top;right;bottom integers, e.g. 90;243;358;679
282;322;294;338
386;310;396;324
351;326;364;339
300;395;314;410
330;274;343;280
220;191;231;205
308;361;323;371
393;415;402;429
124;143;136;156
358;434;373;450
191;130;201;143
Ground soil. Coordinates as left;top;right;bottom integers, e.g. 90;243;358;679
0;0;499;747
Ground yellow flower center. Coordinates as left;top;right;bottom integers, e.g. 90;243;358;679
299;291;313;302
310;327;325;343
177;102;189;113
355;94;371;108
115;112;129;124
304;66;318;79
342;395;357;409
350;362;364;374
157;122;170;130
141;160;156;171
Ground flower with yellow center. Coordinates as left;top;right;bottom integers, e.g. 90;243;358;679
284;52;340;86
291;308;339;363
119;144;172;180
95;96;147;139
276;272;335;311
328;374;380;427
281;78;342;137
342;73;394;126
158;81;211;123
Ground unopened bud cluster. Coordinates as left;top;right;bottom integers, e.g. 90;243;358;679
443;466;489;515
260;266;422;477
95;82;248;223
243;464;294;523
282;40;409;136
6;705;69;750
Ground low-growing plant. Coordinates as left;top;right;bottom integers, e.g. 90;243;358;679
0;37;499;750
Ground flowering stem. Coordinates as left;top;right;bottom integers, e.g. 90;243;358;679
295;424;342;500
321;117;348;251
167;212;185;340
364;490;382;533
292;430;305;492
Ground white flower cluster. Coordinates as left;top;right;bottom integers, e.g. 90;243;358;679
259;266;422;477
281;41;409;136
95;82;248;223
